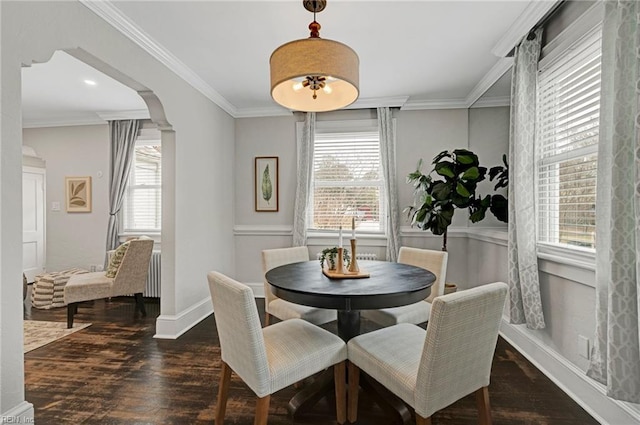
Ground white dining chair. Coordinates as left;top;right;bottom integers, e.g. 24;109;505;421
262;246;336;326
362;246;448;327
348;282;508;425
207;271;347;425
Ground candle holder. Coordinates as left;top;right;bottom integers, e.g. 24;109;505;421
336;247;345;274
348;239;359;273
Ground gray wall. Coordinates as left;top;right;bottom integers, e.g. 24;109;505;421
2;1;235;416
23;125;110;272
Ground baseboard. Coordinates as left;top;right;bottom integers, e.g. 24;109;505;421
154;297;213;339
1;401;34;424
247;282;264;298
500;317;640;425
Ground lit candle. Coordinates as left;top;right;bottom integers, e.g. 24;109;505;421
352;216;356;239
339;226;343;247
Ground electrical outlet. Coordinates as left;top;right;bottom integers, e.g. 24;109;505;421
578;335;590;359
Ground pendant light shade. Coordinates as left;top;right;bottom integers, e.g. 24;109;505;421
269;1;359;112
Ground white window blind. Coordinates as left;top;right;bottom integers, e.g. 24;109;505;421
122;140;161;233
536;29;601;250
310;128;385;233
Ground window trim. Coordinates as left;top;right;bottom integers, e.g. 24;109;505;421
533;5;602;268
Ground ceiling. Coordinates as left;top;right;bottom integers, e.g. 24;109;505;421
21;1;555;127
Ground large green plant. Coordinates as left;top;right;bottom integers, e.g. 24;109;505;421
405;149;508;251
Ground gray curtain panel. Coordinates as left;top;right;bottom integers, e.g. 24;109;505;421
106;119;141;252
293;112;315;247
587;0;640;404
507;28;545;330
378;107;400;262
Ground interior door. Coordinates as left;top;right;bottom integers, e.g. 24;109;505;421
23;167;45;282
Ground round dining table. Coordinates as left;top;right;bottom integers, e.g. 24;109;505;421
265;259;436;423
265;259;436;341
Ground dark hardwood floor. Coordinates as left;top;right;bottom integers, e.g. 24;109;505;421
23;291;600;425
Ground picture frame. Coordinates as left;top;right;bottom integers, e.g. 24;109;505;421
65;176;92;213
255;157;279;212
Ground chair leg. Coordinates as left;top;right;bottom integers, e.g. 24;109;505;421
67;303;77;328
334;361;346;424
254;394;270;425
347;361;360;423
476;386;492;425
215;361;232;424
134;293;147;316
416;415;432;425
264;312;270;326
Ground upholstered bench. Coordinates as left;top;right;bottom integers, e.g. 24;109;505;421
64;238;154;328
31;268;89;309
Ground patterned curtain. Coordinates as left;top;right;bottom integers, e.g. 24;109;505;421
586;0;640;403
106;119;141;251
292;112;316;247
378;107;400;262
507;28;546;330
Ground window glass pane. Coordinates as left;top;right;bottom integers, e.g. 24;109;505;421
123;143;161;232
310;129;385;232
536;29;600;250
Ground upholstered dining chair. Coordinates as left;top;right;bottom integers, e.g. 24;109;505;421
207;271;347;425
261;246;336;326
347;282;508;425
64;238;154;328
362;246;448;327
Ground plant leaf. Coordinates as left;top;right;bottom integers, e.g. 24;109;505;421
261;164;272;204
434;162;455;178
73;182;85;197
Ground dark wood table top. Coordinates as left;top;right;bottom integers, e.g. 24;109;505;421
265;260;435;311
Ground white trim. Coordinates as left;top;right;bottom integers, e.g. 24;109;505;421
0;401;34;423
471;96;511;108
96;109;150;121
491;1;559;57
22;116;107;128
401;99;468;111
345;96;410;110
465;58;513;107
247;282;265;298
500;318;640;425
80;0;238;117
154;297;213;339
539;2;604;71
400;225;469;238
466;227;508;246
234;106;294;118
233;224;293;236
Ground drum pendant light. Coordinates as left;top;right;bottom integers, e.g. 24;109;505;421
270;0;359;112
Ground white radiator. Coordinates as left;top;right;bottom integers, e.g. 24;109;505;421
145;251;161;297
316;252;378;261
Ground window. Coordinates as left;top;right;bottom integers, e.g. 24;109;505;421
309;121;385;233
536;29;601;250
122;137;161;233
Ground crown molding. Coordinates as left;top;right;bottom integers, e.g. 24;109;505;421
401;98;468;111
80;0;238;117
22;116;108;129
491;1;560;58
465;57;513;107
471;96;510;108
234;106;294;118
96;109;150;121
346;96;410;110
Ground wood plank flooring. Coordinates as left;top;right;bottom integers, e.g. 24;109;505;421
23;293;600;425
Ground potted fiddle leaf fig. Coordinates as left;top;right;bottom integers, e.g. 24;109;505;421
404;149;508;252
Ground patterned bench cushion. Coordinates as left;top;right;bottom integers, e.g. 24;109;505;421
31;268;89;309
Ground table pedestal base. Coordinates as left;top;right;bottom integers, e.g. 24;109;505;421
337;310;360;341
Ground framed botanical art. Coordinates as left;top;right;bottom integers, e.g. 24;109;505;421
65;176;92;213
255;157;279;212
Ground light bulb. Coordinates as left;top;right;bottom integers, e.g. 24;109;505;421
293;81;304;91
323;84;333;94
